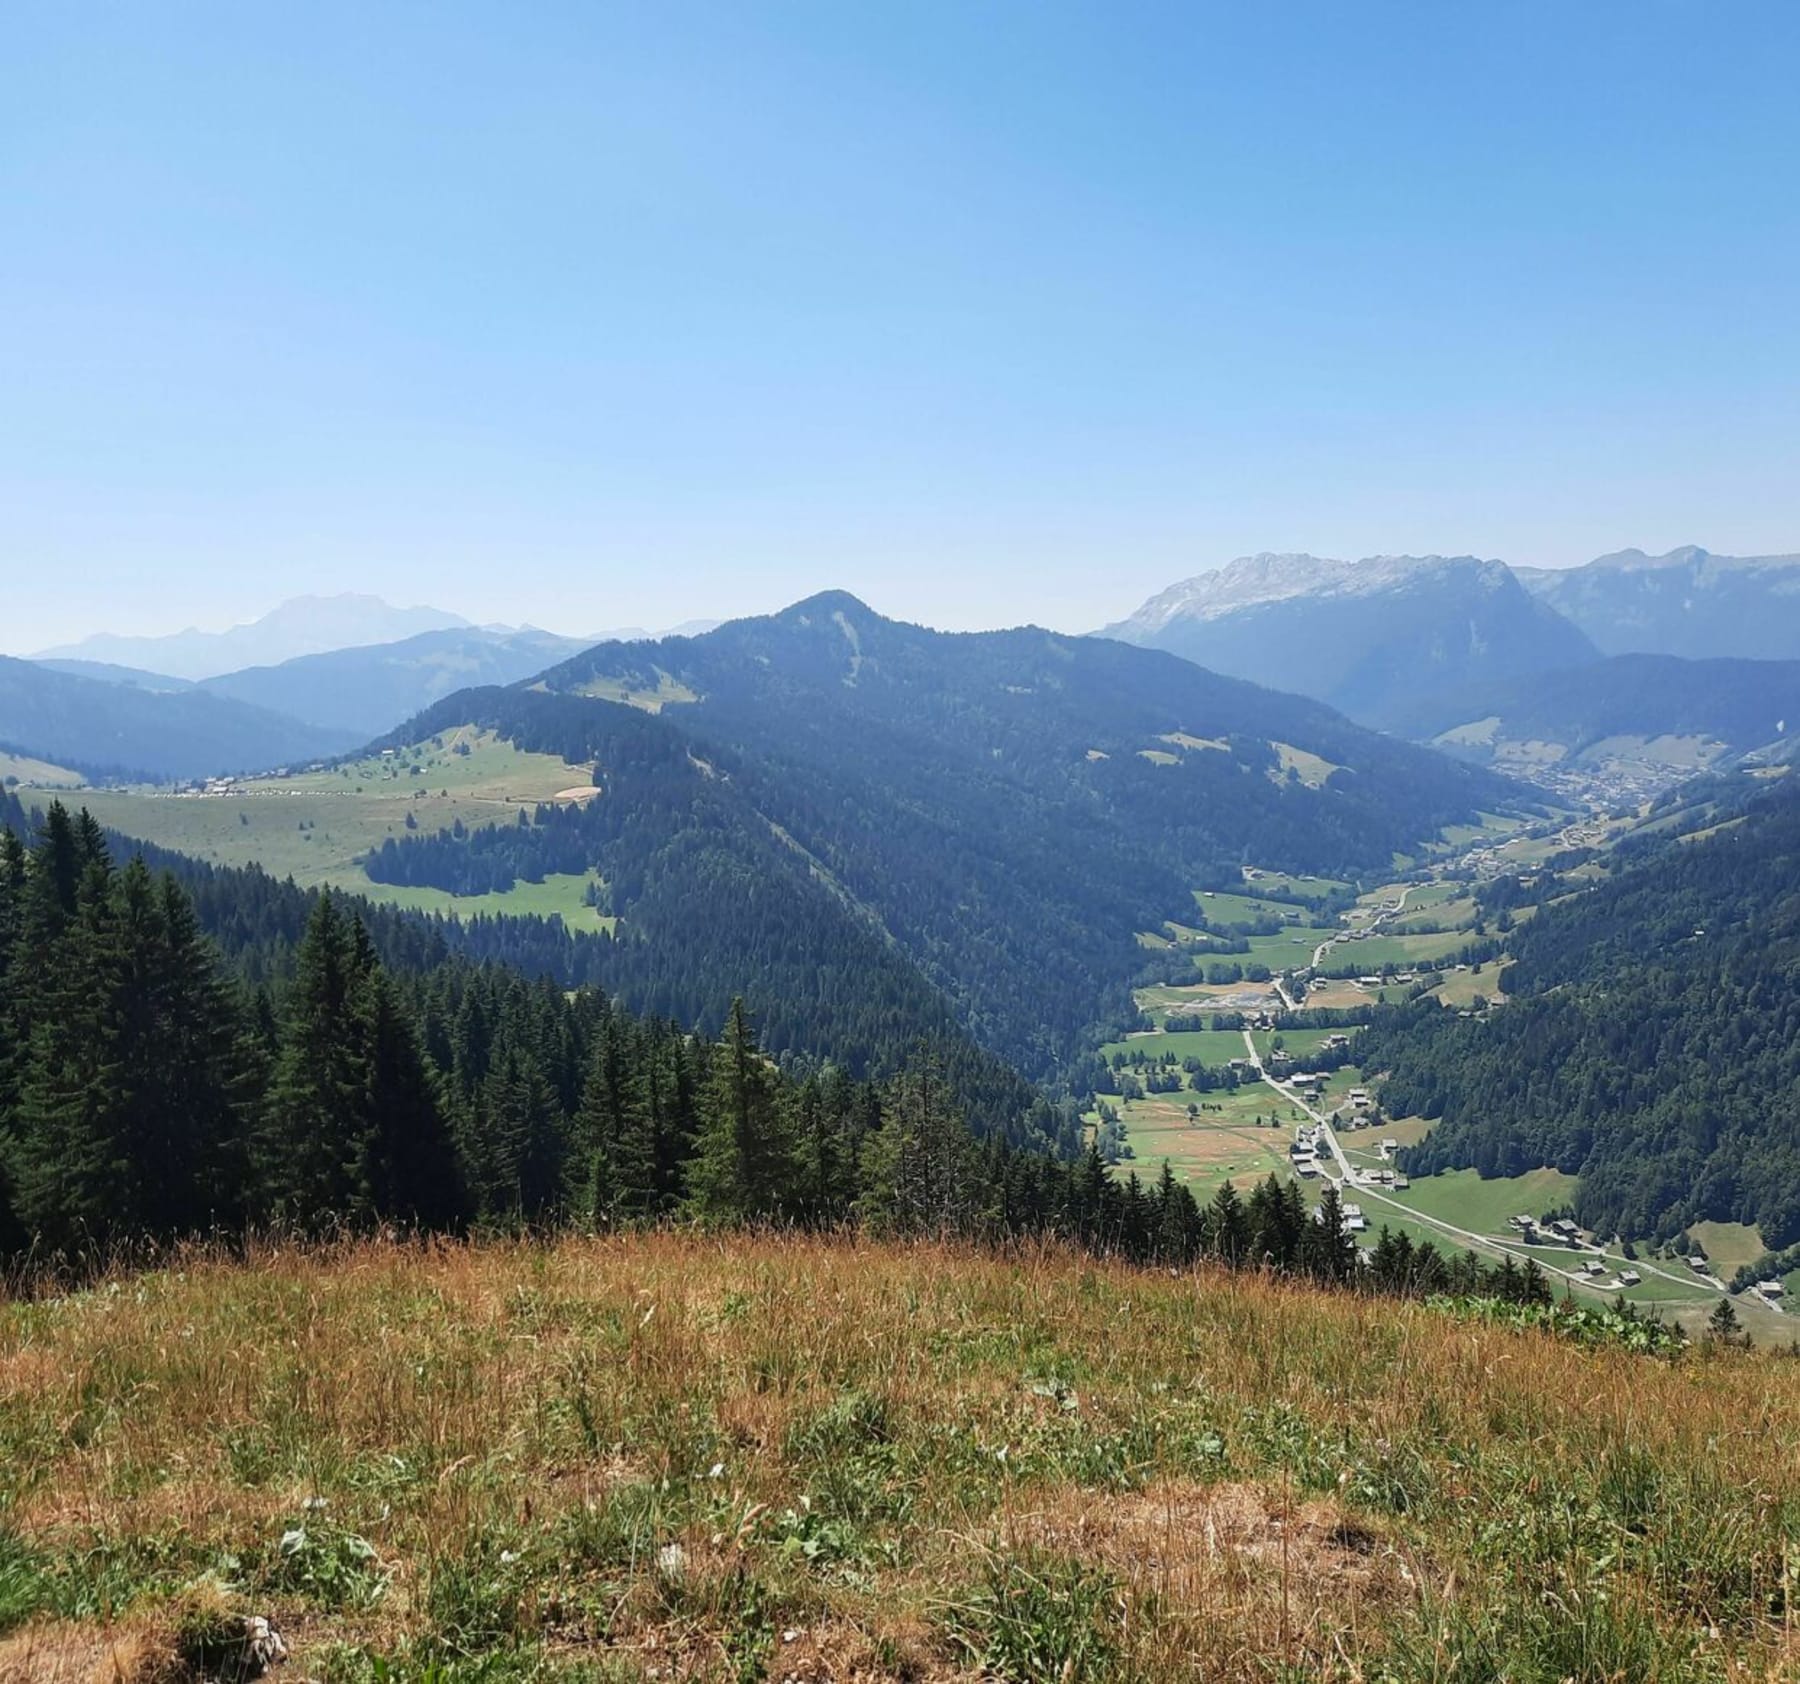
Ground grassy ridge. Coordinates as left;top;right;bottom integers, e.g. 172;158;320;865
2;1234;1797;1682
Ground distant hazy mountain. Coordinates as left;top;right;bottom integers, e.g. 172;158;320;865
1389;653;1800;774
0;657;361;782
1516;547;1800;660
32;658;194;692
36;594;472;681
197;626;595;738
1101;553;1599;731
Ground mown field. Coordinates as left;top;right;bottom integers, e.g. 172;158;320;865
2;1233;1798;1683
1098;1086;1305;1195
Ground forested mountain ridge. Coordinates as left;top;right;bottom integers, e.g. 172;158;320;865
0;655;362;783
1388;653;1800;770
1363;776;1800;1246
367;593;1529;1080
0;783;1049;1153
1517;547;1800;660
0;789;1058;1256
195;625;594;738
1101;554;1599;730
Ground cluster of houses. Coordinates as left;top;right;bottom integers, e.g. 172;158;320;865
1510;1214;1583;1247
1288;1128;1324;1180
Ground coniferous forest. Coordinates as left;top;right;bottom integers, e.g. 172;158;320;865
1367;779;1800;1245
0;794;1569;1312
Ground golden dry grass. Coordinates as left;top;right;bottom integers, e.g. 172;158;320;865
2;1232;1799;1680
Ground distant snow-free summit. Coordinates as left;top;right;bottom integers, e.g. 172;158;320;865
36;593;473;681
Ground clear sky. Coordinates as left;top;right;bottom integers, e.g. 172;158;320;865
4;0;1798;652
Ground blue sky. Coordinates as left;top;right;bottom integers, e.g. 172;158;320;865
4;0;1797;651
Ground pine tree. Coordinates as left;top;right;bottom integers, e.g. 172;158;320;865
687;999;793;1224
1206;1180;1250;1265
262;895;372;1225
862;1055;970;1234
356;965;466;1230
1304;1183;1358;1284
481;1037;568;1225
12;856;128;1254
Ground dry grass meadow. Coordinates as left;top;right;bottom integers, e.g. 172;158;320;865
2;1231;1798;1682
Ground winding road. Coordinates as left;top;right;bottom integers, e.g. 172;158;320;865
1237;1029;1729;1303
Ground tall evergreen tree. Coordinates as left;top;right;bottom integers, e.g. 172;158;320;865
262;895;373;1225
687;999;793;1223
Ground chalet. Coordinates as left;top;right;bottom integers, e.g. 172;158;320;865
1756;1279;1785;1298
1687;1255;1711;1273
1393;1176;1410;1190
1619;1269;1642;1286
1581;1259;1607;1277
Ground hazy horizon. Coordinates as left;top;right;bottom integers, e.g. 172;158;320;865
7;1;1798;652
1;544;1763;661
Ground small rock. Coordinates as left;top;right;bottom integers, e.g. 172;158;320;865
243;1614;289;1673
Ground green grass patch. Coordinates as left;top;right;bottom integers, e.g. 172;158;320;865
359;873;615;933
65;726;597;897
1399;1167;1581;1236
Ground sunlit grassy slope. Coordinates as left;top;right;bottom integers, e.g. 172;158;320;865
2;1233;1797;1683
57;727;611;928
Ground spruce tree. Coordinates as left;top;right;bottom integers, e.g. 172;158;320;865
687;999;793;1224
356;965;466;1230
262;895;371;1225
12;857;128;1254
1206;1180;1250;1265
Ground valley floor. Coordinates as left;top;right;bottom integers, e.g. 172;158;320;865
3;1233;1798;1682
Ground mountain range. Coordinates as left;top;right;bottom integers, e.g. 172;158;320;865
1514;546;1800;660
1100;553;1600;731
361;591;1528;1081
1388;653;1800;776
0;657;362;782
35;594;473;680
1105;547;1800;739
7;604;724;777
195;625;596;737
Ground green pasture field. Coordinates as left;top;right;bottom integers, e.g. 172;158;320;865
1254;1026;1360;1059
1190;889;1315;926
1321;929;1472;971
1396;1166;1580;1236
1424;965;1503;1008
65;727;607;921
1104;1088;1308;1197
1686;1221;1765;1278
1240;926;1337;967
1103;1028;1254;1066
1241;868;1348;902
359;873;615;934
